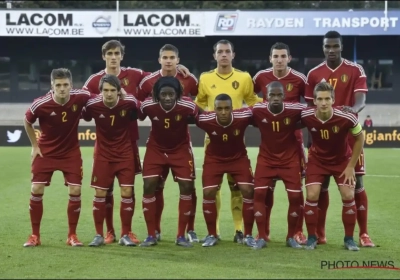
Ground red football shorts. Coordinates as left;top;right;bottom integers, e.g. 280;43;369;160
305;157;352;187
31;155;83;187
254;162;302;192
90;160;135;190
132;141;142;175
295;129;307;175
347;133;366;175
202;156;253;189
142;144;195;181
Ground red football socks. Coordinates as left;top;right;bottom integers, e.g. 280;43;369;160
142;194;157;237
29;193;43;237
203;196;217;236
93;196;106;236
120;196;134;236
67;194;81;236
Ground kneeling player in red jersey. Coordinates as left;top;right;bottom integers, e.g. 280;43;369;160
82;75;140;247
195;94;255;247
253;42;308;245
252;81;306;249
138;76;198;247
301;82;364;251
23;68;93;247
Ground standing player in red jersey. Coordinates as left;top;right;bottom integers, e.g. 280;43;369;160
82;75;140;247
82;40;191;244
305;31;374;247
195;94;255;248
138;76;198;248
253;42;307;245
23;68;93;247
252;81;305;250
301;82;364;251
138;44;199;243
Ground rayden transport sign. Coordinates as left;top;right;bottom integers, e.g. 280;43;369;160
1;125;400;148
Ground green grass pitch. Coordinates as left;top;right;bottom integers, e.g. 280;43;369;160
1;147;399;279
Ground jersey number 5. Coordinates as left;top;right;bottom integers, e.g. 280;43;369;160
165;118;170;128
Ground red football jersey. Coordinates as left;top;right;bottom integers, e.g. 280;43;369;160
82;67;151;141
253;68;306;102
138;98;198;151
252;102;306;167
196;108;252;162
25;89;91;157
137;70;198;101
83;95;138;162
305;59;368;107
301;107;361;164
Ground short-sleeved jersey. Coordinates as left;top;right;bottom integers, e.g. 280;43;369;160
253;68;306;102
305;59;368;107
301;107;362;164
196;108;252;162
195;68;262;111
83;67;151;141
83;95;138;162
252;102;306;167
137;70;198;101
139;98;198;152
25;89;91;158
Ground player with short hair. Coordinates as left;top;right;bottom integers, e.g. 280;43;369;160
252;42;307;244
252;81;306;250
23;68;92;247
83;40;191;244
195;39;262;243
138;43;199;242
195;94;255;247
138;76;199;248
301;82;364;251
82;74;140;247
305;31;373;247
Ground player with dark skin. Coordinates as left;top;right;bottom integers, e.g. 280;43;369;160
306;32;373;247
306;36;367;194
138;77;200;247
142;87;194;203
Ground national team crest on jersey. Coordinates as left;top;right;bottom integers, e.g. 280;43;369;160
284;117;291;125
233;129;240;136
120;110;127;117
341;74;348;83
232;81;239;90
332;125;340;133
286;83;293;92
175;114;182;121
121;78;129;86
71;104;78;112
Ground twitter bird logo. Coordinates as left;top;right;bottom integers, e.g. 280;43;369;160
7;130;22;143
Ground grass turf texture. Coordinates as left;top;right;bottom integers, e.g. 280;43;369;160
1;147;399;279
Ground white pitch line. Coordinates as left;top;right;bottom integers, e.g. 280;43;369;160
366;174;400;178
194;169;398;178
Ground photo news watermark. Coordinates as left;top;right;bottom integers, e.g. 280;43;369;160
321;260;400;271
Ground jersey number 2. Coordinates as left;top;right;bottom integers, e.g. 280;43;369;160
62;112;67;122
